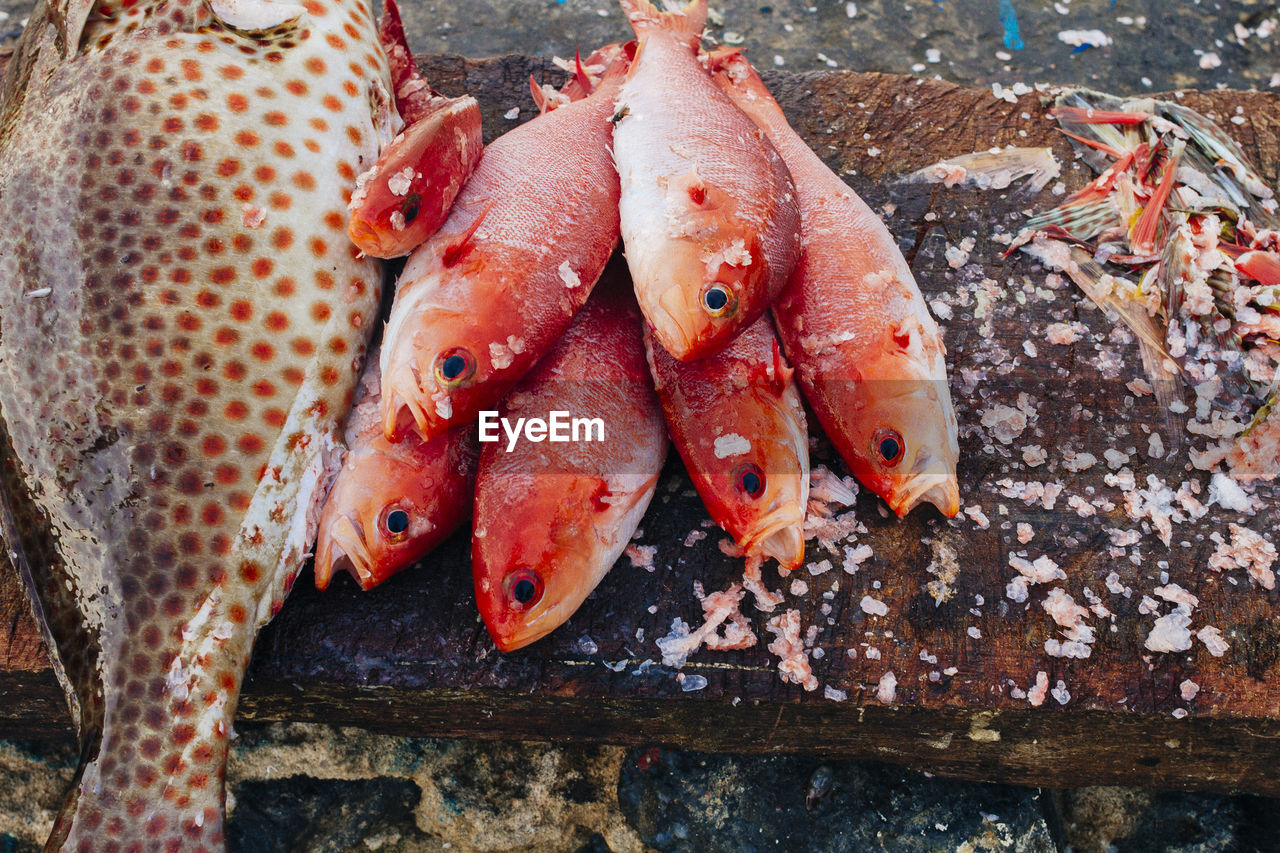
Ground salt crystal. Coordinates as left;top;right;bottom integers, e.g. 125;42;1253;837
1154;583;1198;609
680;673;708;692
1145;608;1194;653
824;685;848;702
790;579;809;596
1104;449;1130;470
1021;445;1047;467
1197;626;1229;657
876;671;897;704
967;627;982;639
1051;680;1071;705
860;595;888;617
1045;322;1081;345
503;107;520;120
1016;523;1034;544
1028;671;1049;706
982;404;1028;444
1180;679;1200;701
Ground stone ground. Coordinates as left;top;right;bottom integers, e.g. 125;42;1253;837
2;0;1280;851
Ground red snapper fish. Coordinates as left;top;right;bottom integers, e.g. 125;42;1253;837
710;50;960;516
612;0;800;361
645;318;809;570
380;46;632;443
0;0;393;847
314;350;478;590
345;0;482;259
473;273;668;652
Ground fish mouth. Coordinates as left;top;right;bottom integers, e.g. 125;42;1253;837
649;286;698;360
889;455;960;518
316;515;377;590
739;506;805;570
348;217;399;259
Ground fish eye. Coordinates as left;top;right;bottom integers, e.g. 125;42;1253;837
733;463;766;498
873;429;905;467
504;568;544;609
700;283;736;318
434;347;475;386
402;192;421;225
379;505;411;541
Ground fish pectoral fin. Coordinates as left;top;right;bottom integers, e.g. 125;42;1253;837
208;0;305;35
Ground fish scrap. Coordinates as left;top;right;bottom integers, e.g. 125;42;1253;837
1015;89;1280;482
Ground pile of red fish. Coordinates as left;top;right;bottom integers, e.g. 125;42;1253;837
316;0;961;651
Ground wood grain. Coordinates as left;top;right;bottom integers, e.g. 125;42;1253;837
2;56;1278;795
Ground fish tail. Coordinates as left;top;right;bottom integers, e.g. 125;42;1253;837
618;0;707;38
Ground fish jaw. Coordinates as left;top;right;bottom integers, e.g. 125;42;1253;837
347;96;484;259
316;512;378;590
889;452;962;518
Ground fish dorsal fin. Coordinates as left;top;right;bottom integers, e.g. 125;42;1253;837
378;0;437;124
441;202;493;268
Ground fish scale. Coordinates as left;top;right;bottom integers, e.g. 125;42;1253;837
0;0;389;848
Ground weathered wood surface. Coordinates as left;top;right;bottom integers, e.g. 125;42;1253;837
3;56;1279;795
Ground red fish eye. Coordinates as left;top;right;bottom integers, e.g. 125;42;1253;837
401;192;421;225
700;283;736;318
434;347;475;386
733;463;766;498
873;429;905;466
504;568;544;609
379;505;411;542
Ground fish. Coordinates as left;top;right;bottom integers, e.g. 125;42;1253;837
472;269;668;652
0;0;391;847
644;317;809;570
612;0;800;362
314;349;478;590
380;44;632;443
709;50;960;516
345;0;483;259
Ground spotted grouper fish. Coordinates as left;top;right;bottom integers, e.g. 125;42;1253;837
0;0;394;846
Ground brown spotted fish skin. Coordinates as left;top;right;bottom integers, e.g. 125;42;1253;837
0;0;390;848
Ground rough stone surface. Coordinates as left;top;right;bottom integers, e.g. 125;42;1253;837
617;747;1056;852
1055;787;1280;853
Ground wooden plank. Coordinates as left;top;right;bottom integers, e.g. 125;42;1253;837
2;56;1278;795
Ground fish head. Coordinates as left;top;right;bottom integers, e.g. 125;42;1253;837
381;281;518;442
700;382;809;570
641;175;773;361
347;96;484;259
837;323;960;517
474;473;616;651
315;435;456;590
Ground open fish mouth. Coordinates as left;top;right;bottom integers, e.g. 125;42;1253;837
740;506;805;570
890;462;960;518
316;515;377;590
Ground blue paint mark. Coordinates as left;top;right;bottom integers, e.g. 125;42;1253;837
999;0;1025;50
